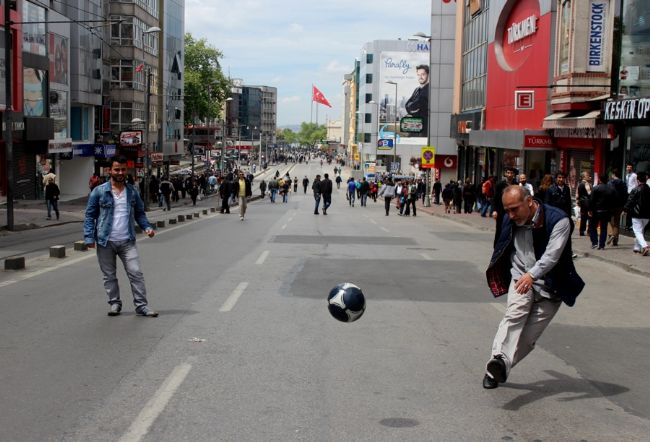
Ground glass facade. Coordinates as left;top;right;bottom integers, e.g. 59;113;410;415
618;0;650;98
163;0;185;151
461;0;489;110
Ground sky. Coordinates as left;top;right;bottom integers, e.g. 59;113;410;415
185;0;432;127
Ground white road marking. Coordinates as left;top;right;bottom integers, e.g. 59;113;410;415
118;362;192;442
256;250;269;265
420;253;433;261
380;227;389;233
219;282;249;312
369;219;377;225
0;213;218;288
281;224;287;230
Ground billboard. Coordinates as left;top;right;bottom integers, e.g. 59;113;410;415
378;50;429;143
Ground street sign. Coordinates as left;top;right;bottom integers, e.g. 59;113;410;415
421;146;436;169
515;90;535;110
400;117;424;133
377;138;394;149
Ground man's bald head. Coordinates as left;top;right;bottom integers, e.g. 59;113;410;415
502;185;536;226
503;184;531;202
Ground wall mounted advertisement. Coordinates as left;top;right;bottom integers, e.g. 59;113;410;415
378;50;429;142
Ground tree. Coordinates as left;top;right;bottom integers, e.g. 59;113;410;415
296;122;327;146
276;128;298;145
184;34;231;124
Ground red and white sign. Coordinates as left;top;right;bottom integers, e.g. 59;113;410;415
436;155;456;169
150;152;164;162
524;135;553;148
515;90;535;110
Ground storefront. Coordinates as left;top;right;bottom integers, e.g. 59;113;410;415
603;97;650;174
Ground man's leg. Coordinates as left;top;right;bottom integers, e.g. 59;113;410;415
511;294;561;368
116;240;150;313
632;218;649;252
314;195;320;214
240;198;247;219
96;242;121;308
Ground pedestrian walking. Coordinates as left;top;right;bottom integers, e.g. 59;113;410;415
545;172;572;218
293;176;298;193
607;168;628;247
233;171;252;220
577;172;592;236
480;177;494;217
321;173;333;215
347;178;356;207
359;177;370;207
89;173;101;192
483;185;584;389
433;178;442;205
83;155;158;317
492;167;516;246
378;179;396;215
624;171;650;255
302;176;309;194
463;178;476;214
188;179;199;206
442;181;454;214
312;174;322;215
268;178;279;203
589;174;617;250
219;175;232;213
159;176;174;211
45;177;60;220
624;162;638;231
335;175;342;189
259;179;267;198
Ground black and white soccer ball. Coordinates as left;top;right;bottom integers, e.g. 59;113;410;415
327;283;366;323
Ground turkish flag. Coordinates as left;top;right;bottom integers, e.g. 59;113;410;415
135;63;145;73
312;85;332;108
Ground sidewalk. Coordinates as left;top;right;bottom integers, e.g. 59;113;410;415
0;163;296;233
417;202;650;278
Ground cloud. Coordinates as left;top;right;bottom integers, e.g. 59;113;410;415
325;60;352;74
281;95;301;103
288;23;304;33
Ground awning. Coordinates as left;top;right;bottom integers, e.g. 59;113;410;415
543;110;600;129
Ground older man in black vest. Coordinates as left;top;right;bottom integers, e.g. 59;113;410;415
483;185;584;389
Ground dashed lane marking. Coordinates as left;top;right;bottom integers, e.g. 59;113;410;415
256;250;269;265
369;219;377;225
281;224;287;230
219;282;249;312
380;227;389;233
118;362;193;442
420;253;433;261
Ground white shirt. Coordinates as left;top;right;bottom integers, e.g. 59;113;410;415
626;172;638;193
108;188;130;241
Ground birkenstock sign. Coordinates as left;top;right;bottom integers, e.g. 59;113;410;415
604;98;650;124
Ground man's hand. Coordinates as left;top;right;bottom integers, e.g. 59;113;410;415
145;228;155;238
86;243;96;249
492;211;497;219
514;272;535;294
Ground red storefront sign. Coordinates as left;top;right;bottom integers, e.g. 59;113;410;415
524;135;553;148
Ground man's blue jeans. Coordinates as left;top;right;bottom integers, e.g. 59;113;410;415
96;240;150;312
270;189;277;202
314;193;321;212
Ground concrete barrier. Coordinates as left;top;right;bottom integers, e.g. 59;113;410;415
178;215;185;222
210;207;216;213
5;257;25;270
186;214;193;220
194;212;200;218
74;241;88;252
202;209;208;215
157;220;165;228
50;245;66;258
169;218;177;225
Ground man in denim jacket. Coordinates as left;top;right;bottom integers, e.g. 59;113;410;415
84;155;158;317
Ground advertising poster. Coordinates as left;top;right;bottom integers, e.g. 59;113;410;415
378;50;429;143
49;34;69;85
24;68;47;117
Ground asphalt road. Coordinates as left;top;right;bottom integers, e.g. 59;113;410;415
1;161;649;441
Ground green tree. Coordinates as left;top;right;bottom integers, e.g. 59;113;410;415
184;34;231;124
296;122;327;146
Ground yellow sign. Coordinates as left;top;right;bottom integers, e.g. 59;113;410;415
421;146;436;169
354;152;360;161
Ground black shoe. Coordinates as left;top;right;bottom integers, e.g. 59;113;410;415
486;355;507;383
107;304;122;316
314;211;319;215
483;374;498;389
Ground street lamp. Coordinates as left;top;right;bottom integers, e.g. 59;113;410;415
134;25;161;211
413;32;433;207
386;81;398;171
369;100;380;166
222;97;233;173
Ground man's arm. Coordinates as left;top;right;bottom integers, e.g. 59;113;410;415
83;189;100;245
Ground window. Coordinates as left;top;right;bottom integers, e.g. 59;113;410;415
364;113;372;123
71;107;92;141
110;15;159;56
365;74;373;84
110;101;145;135
365;93;372;103
363;133;371;143
461;0;490;110
366;53;373;64
22;1;47;56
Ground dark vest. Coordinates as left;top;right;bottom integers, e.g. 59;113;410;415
486;203;585;306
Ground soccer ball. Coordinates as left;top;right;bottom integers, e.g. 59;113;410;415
327;283;366;323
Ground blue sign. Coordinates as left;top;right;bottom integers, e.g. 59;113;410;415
377;139;394;148
587;1;607;72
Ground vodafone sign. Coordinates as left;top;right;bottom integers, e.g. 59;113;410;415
495;0;541;71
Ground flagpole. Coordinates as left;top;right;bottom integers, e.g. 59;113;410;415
316;103;319;126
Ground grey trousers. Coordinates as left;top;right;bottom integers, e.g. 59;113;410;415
239;197;247;218
489;279;561;376
96;240;149;312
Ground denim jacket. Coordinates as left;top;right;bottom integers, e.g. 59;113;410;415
84;182;152;247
